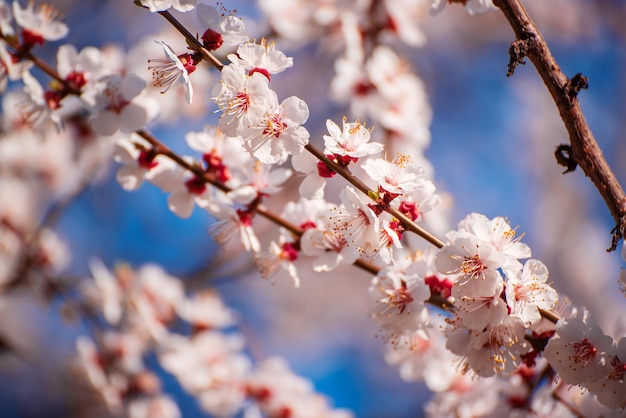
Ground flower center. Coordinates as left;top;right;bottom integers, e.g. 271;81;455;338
385;282;414;315
460;254;487;278
185;176;207;195
608;356;626;381
262;113;287;138
571;338;597;365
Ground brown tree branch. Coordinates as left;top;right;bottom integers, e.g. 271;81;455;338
304;144;446;249
136;130;384;277
493;0;626;251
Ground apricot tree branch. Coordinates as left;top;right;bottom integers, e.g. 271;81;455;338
493;0;626;251
304;144;446;249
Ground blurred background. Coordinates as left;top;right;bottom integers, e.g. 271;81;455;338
0;0;624;417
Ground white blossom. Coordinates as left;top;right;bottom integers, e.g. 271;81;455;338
149;40;194;104
140;0;198;13
362;154;425;195
330;186;381;260
12;1;68;42
243;95;310;164
505;259;558;326
213;63;277;137
196;4;247;51
228;40;293;78
323;118;383;159
83;73;157;136
544;318;613;385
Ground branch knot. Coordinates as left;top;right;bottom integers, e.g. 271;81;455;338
506;37;530;76
554;144;577;174
565;73;589;101
607;215;625;252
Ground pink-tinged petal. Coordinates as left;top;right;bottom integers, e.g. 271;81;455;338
172;0;198;12
168;191;195;218
220;15;244;34
311;251;341;272
240;225;260;252
116;166;145;191
182;73;193;104
291;151;317;173
282;96;309;124
56;44;77;78
196;3;219;26
227;185;257;205
267;167;291;187
91;110;119;136
282;126;309;154
141;0;197;12
325;119;341;138
120;103;148;133
299;174;326;200
120;74;146;100
112;141;139;165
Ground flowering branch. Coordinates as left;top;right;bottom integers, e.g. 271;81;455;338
304;143;445;249
3;0;621;414
135;130;383;276
156;9;224;70
493;0;626;251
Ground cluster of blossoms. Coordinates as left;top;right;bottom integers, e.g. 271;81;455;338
0;1;116;294
377;215;625;415
434;213;555;377
0;1;348;416
0;0;623;416
78;261;350;417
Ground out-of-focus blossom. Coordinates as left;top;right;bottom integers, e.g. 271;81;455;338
544;318;613;385
140;0;198;13
82;73;158;136
382;0;428;46
197;4;247;52
176;290;236;330
0;0;14;35
246;357;353;418
113;133;176;191
588;336;626;409
430;0;496;16
0;40;31;91
21;70;61;127
159;331;250;416
127;395;181;418
228;40;293;79
12;1;68;45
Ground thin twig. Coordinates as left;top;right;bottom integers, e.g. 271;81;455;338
304;144;446;248
157;10;224;71
493;0;626;251
136;131;388;280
